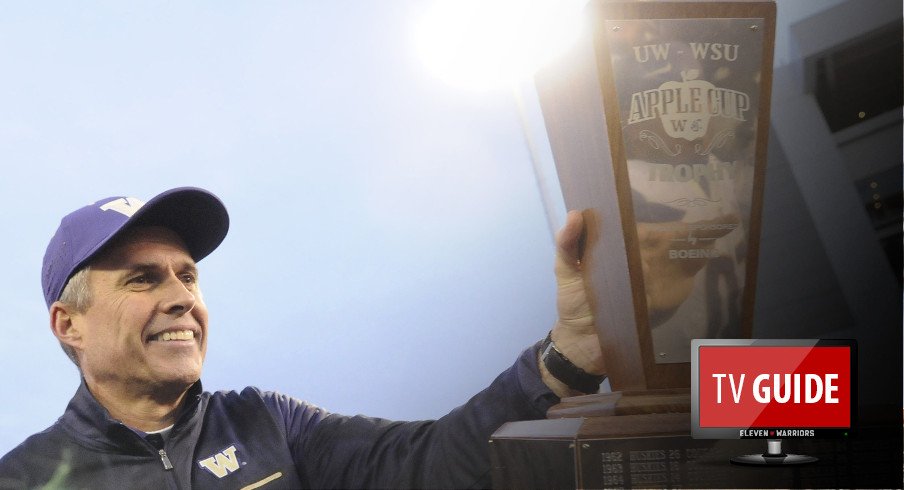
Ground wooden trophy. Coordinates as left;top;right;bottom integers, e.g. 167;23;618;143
490;1;775;487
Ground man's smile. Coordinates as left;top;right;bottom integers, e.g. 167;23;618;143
146;326;201;343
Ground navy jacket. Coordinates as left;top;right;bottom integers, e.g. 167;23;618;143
0;344;557;489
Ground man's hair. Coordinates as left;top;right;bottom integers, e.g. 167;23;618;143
57;267;91;368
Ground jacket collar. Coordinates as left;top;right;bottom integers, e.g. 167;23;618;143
58;378;206;454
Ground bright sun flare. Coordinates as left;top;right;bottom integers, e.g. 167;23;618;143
414;0;587;91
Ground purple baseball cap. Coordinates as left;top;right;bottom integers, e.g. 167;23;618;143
41;187;229;308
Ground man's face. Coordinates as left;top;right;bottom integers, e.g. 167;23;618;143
70;226;209;395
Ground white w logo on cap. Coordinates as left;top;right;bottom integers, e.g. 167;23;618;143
99;197;146;217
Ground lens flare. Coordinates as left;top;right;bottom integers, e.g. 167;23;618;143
414;0;586;90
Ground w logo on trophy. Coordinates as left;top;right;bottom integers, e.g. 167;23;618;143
659;70;714;140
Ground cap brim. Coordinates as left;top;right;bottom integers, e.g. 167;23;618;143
125;187;230;262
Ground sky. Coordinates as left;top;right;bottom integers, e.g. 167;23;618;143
0;0;844;456
0;1;567;454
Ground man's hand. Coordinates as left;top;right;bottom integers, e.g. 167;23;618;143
540;210;605;398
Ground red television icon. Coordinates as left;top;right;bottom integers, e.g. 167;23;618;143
691;339;857;465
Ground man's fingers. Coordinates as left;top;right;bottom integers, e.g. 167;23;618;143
555;210;585;266
554;210;593;329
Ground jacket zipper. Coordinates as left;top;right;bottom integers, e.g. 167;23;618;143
143;432;180;489
158;448;174;470
146;433;174;471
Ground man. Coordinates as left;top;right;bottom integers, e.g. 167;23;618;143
0;187;604;489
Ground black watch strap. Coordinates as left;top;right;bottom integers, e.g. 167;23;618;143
540;332;606;394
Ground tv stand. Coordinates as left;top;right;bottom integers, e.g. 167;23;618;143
730;439;818;465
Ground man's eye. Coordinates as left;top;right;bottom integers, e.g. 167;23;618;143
181;274;197;284
128;275;151;285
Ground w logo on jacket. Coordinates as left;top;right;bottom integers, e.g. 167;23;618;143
198;445;241;478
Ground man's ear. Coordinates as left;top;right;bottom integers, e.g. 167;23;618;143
50;302;83;350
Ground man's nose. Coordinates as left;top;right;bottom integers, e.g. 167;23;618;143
159;274;196;315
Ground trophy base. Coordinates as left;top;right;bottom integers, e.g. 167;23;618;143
546;389;691;419
489;417;895;488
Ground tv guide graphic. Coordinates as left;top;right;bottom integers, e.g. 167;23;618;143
692;339;856;439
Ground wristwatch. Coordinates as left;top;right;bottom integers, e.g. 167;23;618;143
540;332;606;394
